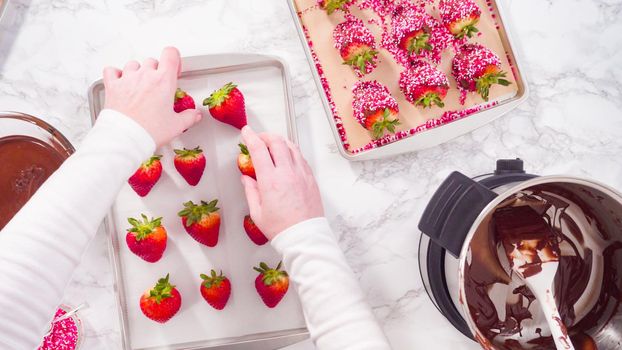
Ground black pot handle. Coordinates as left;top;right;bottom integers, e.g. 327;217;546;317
418;159;537;258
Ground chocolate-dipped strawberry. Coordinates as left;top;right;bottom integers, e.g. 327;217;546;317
383;4;453;65
452;44;511;103
399;61;450;108
439;0;482;39
352;81;400;139
333;16;378;76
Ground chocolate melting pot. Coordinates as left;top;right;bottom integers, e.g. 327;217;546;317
418;159;622;350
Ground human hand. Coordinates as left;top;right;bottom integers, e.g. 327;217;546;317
103;47;202;147
240;126;324;240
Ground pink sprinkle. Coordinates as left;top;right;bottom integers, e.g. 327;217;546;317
452;43;502;103
352;80;399;125
358;0;398;17
439;0;481;27
399;61;449;104
38;307;80;350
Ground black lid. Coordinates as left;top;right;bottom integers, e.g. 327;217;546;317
494;158;525;175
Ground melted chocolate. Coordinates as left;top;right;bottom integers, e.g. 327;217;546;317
0;136;64;229
464;186;622;349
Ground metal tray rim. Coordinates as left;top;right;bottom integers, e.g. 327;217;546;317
88;53;308;350
287;0;530;161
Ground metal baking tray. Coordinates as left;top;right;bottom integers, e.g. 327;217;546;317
88;54;308;350
288;0;529;160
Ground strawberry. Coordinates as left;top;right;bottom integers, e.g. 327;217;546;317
243;215;268;246
333;17;378;76
398;29;432;55
139;274;182;323
177;200;220;247
254;262;289;308
173;147;206;186
173;88;196;113
126;214;167;263
352;81;401;139
199;270;231;310
128;155;162;197
318;0;352;14
203;82;247;129
452;44;511;103
439;0;481;39
399;61;450;108
237;143;256;180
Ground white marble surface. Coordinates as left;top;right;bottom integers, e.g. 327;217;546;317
1;0;621;349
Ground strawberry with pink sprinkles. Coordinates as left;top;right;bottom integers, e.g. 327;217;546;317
333;15;379;76
352;80;400;139
452;43;511;104
382;4;453;65
38;307;80;350
399;60;450;108
439;0;482;39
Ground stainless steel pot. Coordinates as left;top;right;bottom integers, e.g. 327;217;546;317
419;159;622;349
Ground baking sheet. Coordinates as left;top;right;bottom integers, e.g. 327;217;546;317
292;0;519;153
90;55;306;350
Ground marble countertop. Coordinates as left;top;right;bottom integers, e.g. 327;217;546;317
1;0;621;349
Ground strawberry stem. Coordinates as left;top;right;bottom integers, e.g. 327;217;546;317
414;92;445;108
408;33;433;55
150;274;174;304
370;108;401;140
127;214;162;240
203;82;237;107
456;23;479;39
343;50;378;75
475;70;511;101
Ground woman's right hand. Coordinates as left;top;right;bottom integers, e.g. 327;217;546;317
240;126;324;240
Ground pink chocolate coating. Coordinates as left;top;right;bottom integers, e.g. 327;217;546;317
452;43;501;96
352;81;399;125
399;61;450;103
439;0;482;26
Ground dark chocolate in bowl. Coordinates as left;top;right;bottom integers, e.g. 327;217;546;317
0;112;74;230
463;181;622;350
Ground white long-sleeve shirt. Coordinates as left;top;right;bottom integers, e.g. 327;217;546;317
0;110;391;350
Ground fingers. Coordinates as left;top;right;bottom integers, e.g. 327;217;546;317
158;47;181;80
142;57;159;70
259;133;293;168
285;139;312;174
102;67;121;86
176;109;202;133
241;126;275;178
241;175;262;220
123;60;140;75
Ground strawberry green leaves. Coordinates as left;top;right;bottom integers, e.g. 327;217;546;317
150;274;174;304
127;214;163;241
476;71;511;101
343;50;378;75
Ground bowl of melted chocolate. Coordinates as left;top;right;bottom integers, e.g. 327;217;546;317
0;112;74;230
419;159;622;350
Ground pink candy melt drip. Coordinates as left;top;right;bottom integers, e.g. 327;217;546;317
452;43;502;103
382;4;454;65
399;61;449;103
298;0;515;154
352;81;399;125
38;308;80;350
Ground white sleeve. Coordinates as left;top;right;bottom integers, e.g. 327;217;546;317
271;218;391;350
0;109;155;349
